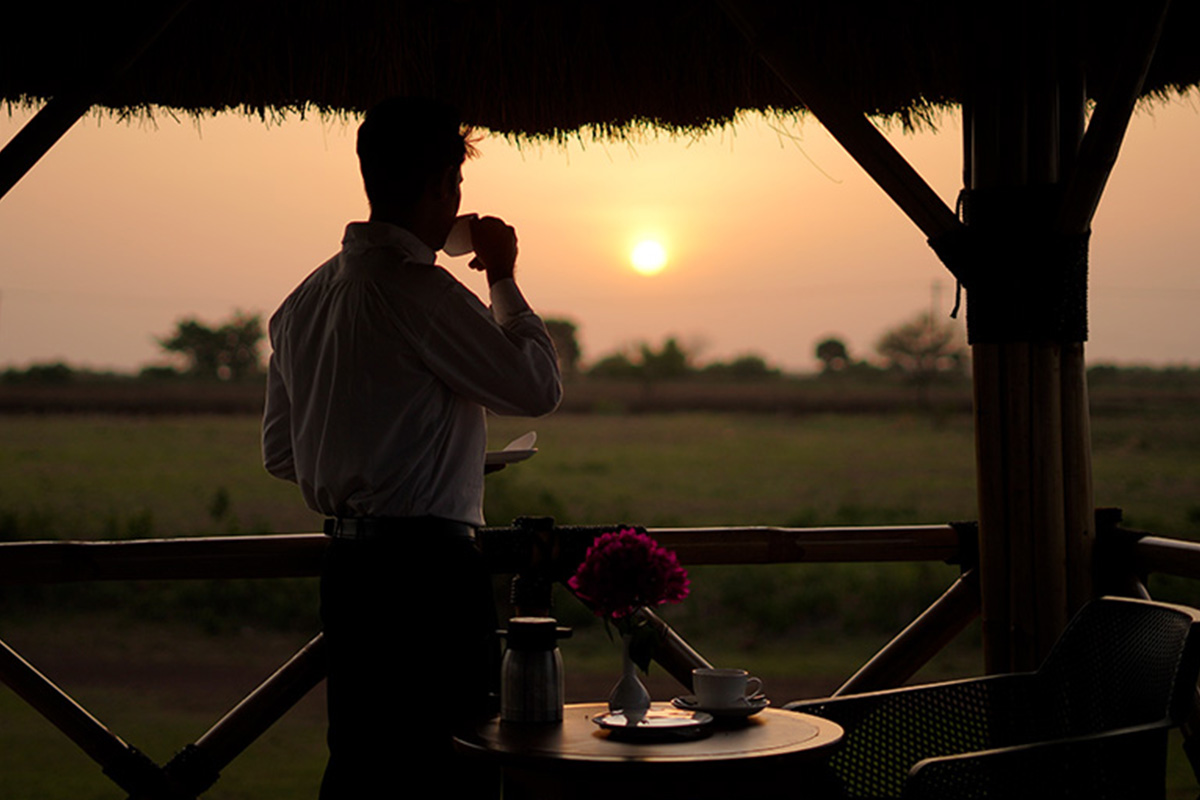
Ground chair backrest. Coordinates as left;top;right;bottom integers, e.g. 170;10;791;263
1034;597;1200;735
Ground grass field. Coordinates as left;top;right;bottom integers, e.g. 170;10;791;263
2;408;1199;797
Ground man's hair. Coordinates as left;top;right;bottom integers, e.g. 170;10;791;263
356;97;477;209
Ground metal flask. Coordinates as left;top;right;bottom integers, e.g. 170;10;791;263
500;617;572;723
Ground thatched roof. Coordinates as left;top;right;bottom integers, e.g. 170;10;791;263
3;2;1199;138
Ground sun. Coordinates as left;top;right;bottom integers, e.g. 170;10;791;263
630;240;668;275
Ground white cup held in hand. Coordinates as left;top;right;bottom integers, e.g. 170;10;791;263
692;668;763;709
443;213;478;256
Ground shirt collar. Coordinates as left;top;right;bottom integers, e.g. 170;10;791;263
342;221;437;265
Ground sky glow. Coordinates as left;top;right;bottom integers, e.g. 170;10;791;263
1;99;1199;372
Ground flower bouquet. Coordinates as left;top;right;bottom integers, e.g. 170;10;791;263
568;527;689;714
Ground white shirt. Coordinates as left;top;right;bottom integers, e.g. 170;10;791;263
262;221;562;526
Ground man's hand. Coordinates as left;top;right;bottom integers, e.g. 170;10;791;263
468;216;518;286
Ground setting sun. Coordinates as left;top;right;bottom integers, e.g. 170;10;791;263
630;240;667;275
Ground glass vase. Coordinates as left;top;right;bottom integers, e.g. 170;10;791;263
608;631;651;718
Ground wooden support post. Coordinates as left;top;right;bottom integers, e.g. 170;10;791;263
1062;342;1095;611
972;343;1011;669
1056;0;1173;235
0;636;184;798
1030;343;1068;658
0;1;193;201
0;637;136;769
631;608;713;691
834;569;981;696
965;0;1092;672
181;634;327;783
717;0;962;241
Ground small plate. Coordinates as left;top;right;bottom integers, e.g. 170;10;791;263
671;694;770;718
485;448;537;466
591;707;713;740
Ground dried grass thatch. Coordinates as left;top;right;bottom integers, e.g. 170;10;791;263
2;1;1198;139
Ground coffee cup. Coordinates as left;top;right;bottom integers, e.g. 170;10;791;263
443;214;477;256
692;668;763;709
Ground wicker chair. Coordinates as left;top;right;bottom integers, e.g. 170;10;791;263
784;597;1200;799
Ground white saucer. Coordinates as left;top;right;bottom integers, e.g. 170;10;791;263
672;694;770;718
484;448;537;466
591;707;713;740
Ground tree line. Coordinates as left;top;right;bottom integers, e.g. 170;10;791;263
5;309;1199;396
12;306;1138;391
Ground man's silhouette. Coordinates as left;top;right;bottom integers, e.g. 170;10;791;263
263;97;561;797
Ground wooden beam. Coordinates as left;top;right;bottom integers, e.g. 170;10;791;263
0;525;963;584
0;637;139;772
717;0;962;241
1134;536;1200;579
630;608;714;691
188;634;328;775
0;1;193;201
834;569;981;696
1056;0;1172;234
0;534;328;583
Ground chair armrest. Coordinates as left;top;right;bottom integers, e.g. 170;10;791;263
783;674;1038;798
902;721;1171;800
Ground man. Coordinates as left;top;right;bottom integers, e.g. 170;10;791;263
262;97;561;798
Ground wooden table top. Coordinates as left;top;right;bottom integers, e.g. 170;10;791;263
454;702;844;773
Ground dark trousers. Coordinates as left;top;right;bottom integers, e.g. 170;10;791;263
319;527;500;798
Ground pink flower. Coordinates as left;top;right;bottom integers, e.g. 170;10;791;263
568;528;690;619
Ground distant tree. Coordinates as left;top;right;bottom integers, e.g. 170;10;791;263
815;337;850;373
639;337;692;381
1;361;74;385
701;354;781;381
588;352;640;379
587;336;699;382
544;318;581;378
876;311;967;404
138;365;183;381
158;311;264;381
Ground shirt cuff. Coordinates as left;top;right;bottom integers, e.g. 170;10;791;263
489;278;534;325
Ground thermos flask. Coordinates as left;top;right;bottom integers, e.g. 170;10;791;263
499;616;572;722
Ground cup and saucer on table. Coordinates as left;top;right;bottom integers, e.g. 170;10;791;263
673;667;770;719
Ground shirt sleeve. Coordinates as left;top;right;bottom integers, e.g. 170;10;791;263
418;278;563;417
262;350;298;482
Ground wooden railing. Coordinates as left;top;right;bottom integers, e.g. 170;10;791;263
1;515;1196;799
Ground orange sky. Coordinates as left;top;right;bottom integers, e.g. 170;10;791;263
1;98;1198;372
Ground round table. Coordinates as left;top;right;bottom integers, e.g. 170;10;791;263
454;702;844;800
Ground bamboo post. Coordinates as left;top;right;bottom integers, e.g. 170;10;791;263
1030;343;1068;658
963;0;1096;672
971;343;1011;668
1061;343;1095;610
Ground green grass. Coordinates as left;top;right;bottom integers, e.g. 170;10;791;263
2;409;1196;538
485;412;981;527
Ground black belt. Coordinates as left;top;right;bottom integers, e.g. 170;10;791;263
323;516;476;542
